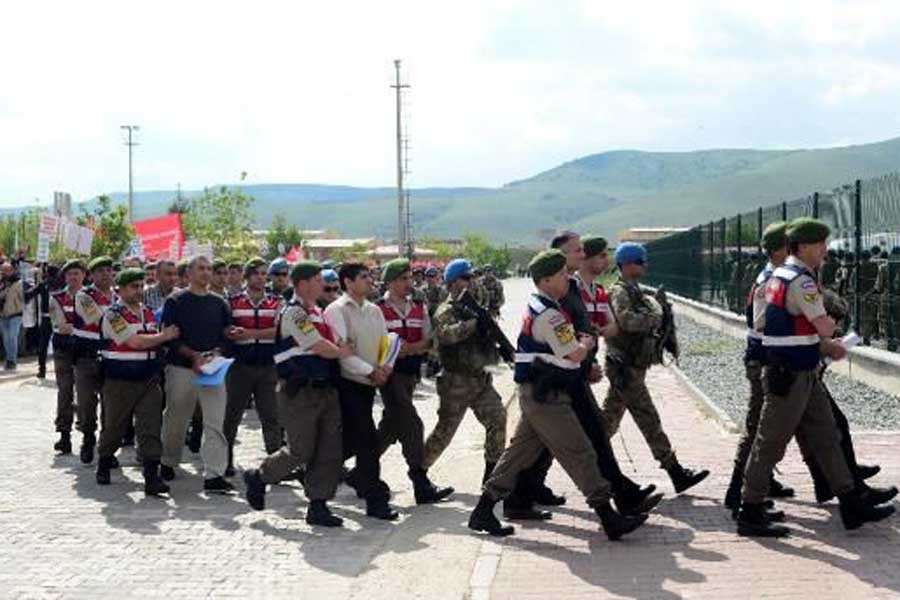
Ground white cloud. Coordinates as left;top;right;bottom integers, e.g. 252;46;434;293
2;0;900;207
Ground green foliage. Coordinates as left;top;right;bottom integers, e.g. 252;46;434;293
330;242;371;264
77;195;134;258
181;186;257;258
461;233;512;275
0;208;41;259
418;236;456;263
264;215;304;260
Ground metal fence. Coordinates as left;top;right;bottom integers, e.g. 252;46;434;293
644;172;900;352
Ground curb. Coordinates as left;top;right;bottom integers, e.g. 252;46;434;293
668;363;740;435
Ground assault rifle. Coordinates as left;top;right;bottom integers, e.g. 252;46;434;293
653;286;679;364
456;289;516;365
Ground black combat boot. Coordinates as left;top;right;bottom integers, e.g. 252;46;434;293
243;469;267;510
54;431;72;455
595;502;648;541
204;476;235;494
468;494;514;536
666;460;709;494
723;465;743;512
160;464;176;481
858;482;899;506
409;468;454;505
615;482;663;517
531;484;566;507
839;490;896;530
767;476;795;498
857;464;881;481
306;500;343;527
143;460;170;496
225;444;236;478
482;461;497;486
365;494;400;521
736;502;790;537
502;495;552;521
96;455;113;485
80;432;96;464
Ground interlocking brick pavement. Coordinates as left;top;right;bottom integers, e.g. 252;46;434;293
2;280;900;599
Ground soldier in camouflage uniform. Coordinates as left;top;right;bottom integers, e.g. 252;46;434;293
856;250;880;344
821;250;840;291
422;259;506;483
480;265;506;318
422;266;447;319
888;248;900;351
601;242;709;494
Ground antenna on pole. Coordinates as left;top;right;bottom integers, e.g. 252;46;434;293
120;125;140;222
392;60;411;259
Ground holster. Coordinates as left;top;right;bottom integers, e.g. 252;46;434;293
764;362;796;397
530;358;581;404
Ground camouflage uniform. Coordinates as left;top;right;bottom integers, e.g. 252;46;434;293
481;273;505;318
600;278;677;469
820;253;839;291
422;294;506;468
423;283;448;319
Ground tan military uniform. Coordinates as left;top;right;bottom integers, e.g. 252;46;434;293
257;304;342;501
485;294;611;508
741;257;854;503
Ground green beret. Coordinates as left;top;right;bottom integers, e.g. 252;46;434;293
382;258;411;283
88;256;114;271
244;257;267;276
115;267;145;287
761;221;789;253
61;259;86;274
528;249;567;280
212;258;227;271
290;260;322;283
786;217;830;244
176;259;189;276
582;235;608;258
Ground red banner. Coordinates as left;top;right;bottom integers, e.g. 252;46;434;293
133;213;184;260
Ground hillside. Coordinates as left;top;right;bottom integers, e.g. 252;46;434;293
48;136;900;243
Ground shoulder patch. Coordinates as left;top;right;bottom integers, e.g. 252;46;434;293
553;322;576;346
108;312;128;335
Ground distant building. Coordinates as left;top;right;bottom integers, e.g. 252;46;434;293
618;227;690;244
304;238;377;261
370;244;438;262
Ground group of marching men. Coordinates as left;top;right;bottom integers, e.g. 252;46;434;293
45;217;894;538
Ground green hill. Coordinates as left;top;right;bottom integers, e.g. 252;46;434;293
59;135;900;243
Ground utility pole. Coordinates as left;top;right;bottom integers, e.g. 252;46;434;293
392;60;410;258
120;125;139;222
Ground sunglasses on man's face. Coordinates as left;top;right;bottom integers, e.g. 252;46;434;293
273;272;288;278
633;260;646;267
324;286;339;293
459;274;473;281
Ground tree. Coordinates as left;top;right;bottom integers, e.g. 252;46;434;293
78;195;134;258
418;236;455;263
461;233;512;275
264;215;304;260
181;186;257;257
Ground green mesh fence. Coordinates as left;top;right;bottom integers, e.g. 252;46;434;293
643;173;900;352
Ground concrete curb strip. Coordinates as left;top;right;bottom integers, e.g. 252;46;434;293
667;363;740;435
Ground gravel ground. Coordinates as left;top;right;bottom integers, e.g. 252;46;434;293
675;313;900;431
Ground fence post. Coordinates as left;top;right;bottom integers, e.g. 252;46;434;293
757;207;763;253
854;179;862;332
812;192;819;218
781;201;788;221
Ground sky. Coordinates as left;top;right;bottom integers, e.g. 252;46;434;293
3;0;900;207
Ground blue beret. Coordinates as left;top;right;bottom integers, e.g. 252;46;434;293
268;257;289;275
444;258;472;283
614;242;647;265
321;268;339;283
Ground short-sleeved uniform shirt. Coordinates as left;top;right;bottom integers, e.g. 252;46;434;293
530;294;580;361
75;288;117;326
783;257;827;323
281;303;325;353
101;305;149;347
